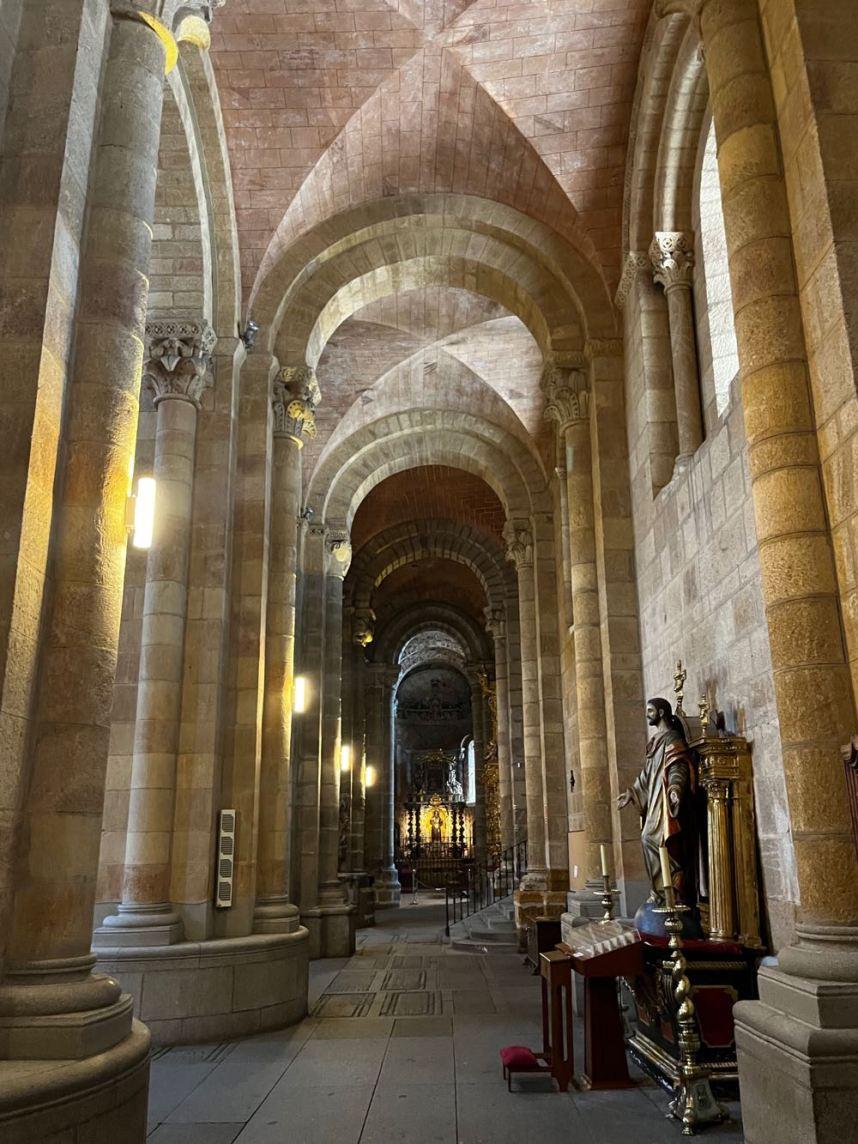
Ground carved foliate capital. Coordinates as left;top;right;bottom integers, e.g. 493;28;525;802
144;318;216;408
650;231;695;291
542;361;590;431
326;531;352;579
483;606;506;641
272;365;320;443
353;607;375;647
503;519;534;570
614;251;650;310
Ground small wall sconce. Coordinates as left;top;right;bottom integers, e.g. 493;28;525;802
340;743;351;772
128;476;157;549
293;675;308;714
365;765;377;788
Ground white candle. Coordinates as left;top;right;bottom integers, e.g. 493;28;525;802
600;844;609;878
659;845;675;906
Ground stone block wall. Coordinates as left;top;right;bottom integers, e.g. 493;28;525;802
625;282;797;951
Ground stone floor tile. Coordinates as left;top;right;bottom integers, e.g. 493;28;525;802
147;1062;217;1126
272;1036;389;1088
148;1124;244;1143
235;1085;373;1144
311;1017;394;1039
166;1061;288;1124
377;1035;455;1087
225;1019;317;1061
450;990;497;1014
391;1016;452;1037
456;1082;589;1144
359;1082;456;1144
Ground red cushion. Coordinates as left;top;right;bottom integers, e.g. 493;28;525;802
500;1045;540;1070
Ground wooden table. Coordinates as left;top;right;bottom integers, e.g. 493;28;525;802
557;939;644;1089
538;950;575;1092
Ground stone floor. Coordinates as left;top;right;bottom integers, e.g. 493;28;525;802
146;896;744;1143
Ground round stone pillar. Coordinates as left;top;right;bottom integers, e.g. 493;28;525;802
650;231;703;463
502;521;549;887
485;608;515;851
0;7;170;1065
543;364;613;901
367;663;401;906
98;320;215;946
253;367;318;934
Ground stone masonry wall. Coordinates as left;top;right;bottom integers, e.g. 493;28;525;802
624;270;797;952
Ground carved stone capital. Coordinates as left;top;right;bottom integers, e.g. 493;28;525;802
503;519;534;570
144;318;216;408
353;607;376;647
484;606;506;642
326;531;352;579
273;365;320;443
542;362;590;431
650;231;695;291
614;251;650;310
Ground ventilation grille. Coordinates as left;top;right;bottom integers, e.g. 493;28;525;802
215;809;236;908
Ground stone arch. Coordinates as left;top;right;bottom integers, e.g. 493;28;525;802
250;196;617;352
307;413;548;530
349;520;512;612
373;603;492;667
653;27;709;235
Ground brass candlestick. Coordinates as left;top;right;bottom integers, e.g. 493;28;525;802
598;872;616;921
654;890;726;1135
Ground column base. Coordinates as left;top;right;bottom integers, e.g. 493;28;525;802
94;929;309;1045
565;881;606;920
302;905;356;958
253;898;301;935
735;964;858;1144
339;872;376;927
513;888;568;949
374;866;401;909
93;902;184;947
0;1021;150;1144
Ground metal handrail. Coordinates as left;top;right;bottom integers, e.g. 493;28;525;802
444;839;527;936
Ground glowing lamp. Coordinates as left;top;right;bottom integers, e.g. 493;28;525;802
293;676;308;714
340;743;351;772
365;765;377;789
131;476;157;549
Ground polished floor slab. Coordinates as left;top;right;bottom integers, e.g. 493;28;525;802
147;896;745;1143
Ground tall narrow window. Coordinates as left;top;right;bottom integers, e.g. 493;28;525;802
698;118;740;415
466;740;476;805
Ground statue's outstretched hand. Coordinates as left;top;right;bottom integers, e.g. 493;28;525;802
616;790;633;810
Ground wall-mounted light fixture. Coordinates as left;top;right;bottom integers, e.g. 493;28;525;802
128;476;157;550
365;765;377;789
293;675;308;714
340;743;351;772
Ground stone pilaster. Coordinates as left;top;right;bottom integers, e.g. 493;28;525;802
650;230;703;462
96;319;215;948
366;663;401;907
253;367;317;935
316;529;355;955
485;608;515;851
503;520;548;888
543;363;612;910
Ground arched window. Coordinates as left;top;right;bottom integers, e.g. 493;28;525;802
695;117;740;418
466;740;476;806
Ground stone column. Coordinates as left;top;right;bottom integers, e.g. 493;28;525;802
503;521;549;887
504;595;529;844
315;529;355;955
367;664;401;906
650;231;703;463
655;2;858;1140
96;320;215;947
485;608;515;851
253;367;318;934
543;364;613;913
0;6;170;1072
466;665;488;861
294;523;327;956
349;610;374;874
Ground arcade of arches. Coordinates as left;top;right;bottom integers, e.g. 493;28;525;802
0;0;857;1141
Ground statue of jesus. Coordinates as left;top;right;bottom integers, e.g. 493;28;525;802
617;697;697;906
